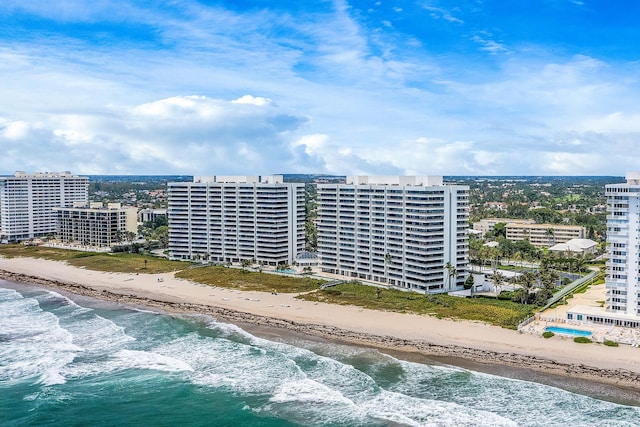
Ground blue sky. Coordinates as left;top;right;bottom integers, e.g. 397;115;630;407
0;0;638;176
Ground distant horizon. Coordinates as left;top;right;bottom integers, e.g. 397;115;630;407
0;172;627;180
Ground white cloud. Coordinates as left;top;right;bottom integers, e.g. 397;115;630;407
0;95;308;174
574;112;640;134
471;35;508;54
423;4;464;24
232;95;272;106
1;120;31;140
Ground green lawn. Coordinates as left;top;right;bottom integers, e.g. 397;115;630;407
0;244;190;273
297;283;535;329
176;266;325;293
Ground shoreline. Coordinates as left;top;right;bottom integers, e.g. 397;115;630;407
1;260;640;394
0;266;640;391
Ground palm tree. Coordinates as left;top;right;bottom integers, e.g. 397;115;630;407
489;247;501;269
517;271;536;304
545;228;555;247
512;251;523;271
574;256;587;274
478;246;489;269
384;252;392;286
490;270;506;296
445;262;458;291
539;269;559;291
241;258;252;272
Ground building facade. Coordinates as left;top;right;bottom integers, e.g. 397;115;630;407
317;176;469;294
56;202;138;248
0;171;88;242
605;172;640;318
138;208;167;224
167;175;304;265
505;223;586;248
473;218;534;234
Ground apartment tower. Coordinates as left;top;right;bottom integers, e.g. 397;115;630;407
0;171;88;242
317;176;469;293
56;202;138;248
167;175;304;265
605;172;640;317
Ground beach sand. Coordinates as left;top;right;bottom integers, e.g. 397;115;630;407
2;256;640;390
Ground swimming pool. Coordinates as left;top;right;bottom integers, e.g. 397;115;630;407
544;326;592;337
275;269;296;274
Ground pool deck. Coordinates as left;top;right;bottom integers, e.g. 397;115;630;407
521;283;640;345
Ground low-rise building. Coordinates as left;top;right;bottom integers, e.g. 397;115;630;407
505;223;586;248
548;238;597;256
473;218;534;234
56;202;138;248
138;208;167;224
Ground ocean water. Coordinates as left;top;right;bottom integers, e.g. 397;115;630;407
1;282;639;427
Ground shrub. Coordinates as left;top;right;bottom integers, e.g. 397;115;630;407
497;291;516;300
542;331;554;339
574;336;592;344
603;340;619;347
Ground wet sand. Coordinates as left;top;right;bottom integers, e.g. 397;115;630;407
1;256;640;392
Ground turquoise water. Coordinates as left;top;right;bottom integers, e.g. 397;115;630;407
545;326;593;337
276;269;296;274
1;281;639;427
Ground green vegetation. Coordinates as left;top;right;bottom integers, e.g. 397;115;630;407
67;253;188;274
176;266;324;293
542;331;555;338
304;183;318;252
603;340;619;347
574;336;592;344
0;244;85;261
297;283;535;329
456;175;619;239
0;244;188;273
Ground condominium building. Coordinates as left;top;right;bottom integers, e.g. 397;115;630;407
0;171;88;242
167;175;304;265
317;176;469;294
56;202;138;248
604;172;640;318
473;218;534;234
505;223;586;248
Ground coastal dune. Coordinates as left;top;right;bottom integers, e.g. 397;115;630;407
2;256;639;389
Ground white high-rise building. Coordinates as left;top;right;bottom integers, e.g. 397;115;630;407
0;171;89;242
317;176;469;293
167;175;304;265
605;172;640;317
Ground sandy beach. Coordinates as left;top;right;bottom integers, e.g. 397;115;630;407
2;256;640;390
